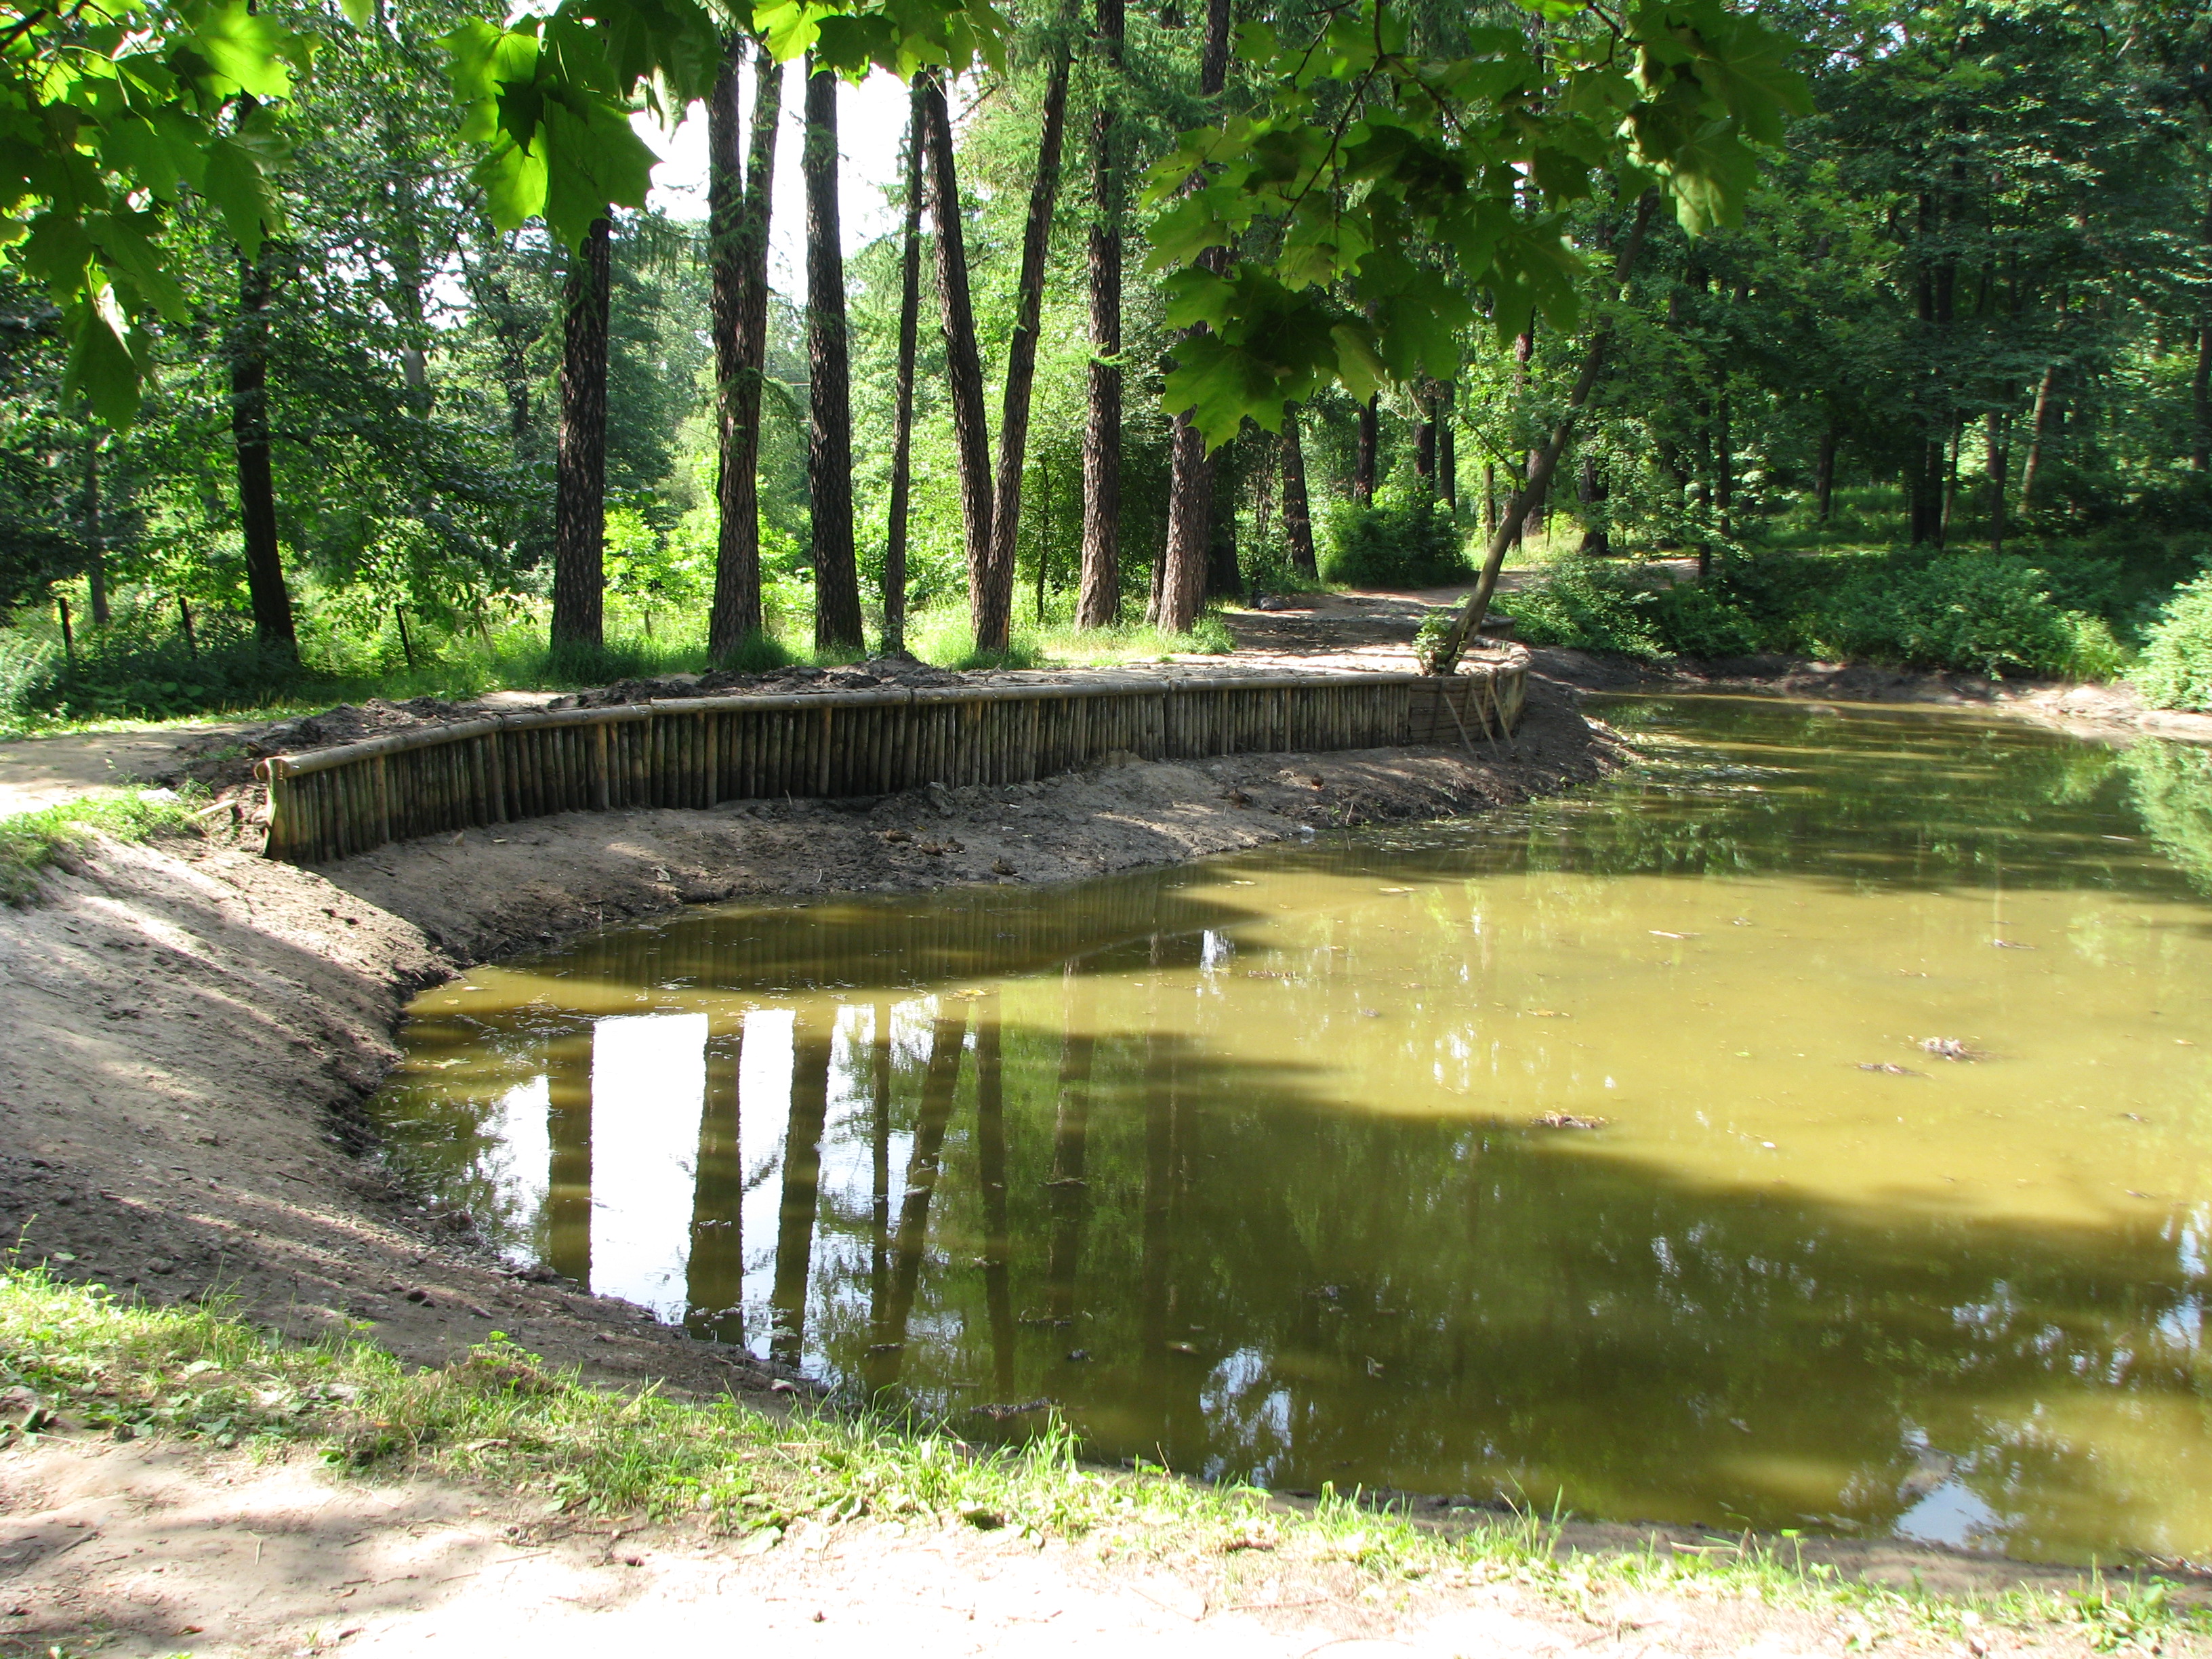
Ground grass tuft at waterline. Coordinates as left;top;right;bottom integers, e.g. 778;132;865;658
0;1266;2200;1650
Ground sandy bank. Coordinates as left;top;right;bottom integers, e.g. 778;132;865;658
0;677;1614;1388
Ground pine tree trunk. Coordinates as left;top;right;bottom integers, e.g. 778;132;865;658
804;58;864;653
1815;421;1838;522
1076;0;1125;630
84;436;108;627
1353;396;1378;504
1414;393;1436;490
1155;0;1232;634
709;45;783;659
883;90;926;655
919;73;996;644
1205;443;1240;599
552;216;611;653
982;35;1075;654
231;246;294;648
1280;408;1317;578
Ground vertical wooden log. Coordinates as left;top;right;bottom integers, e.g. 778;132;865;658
818;704;834;797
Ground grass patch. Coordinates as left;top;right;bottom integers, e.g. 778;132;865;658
0;1266;2200;1650
906;605;1237;670
0;787;209;905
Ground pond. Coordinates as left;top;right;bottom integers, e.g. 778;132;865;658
369;696;2212;1565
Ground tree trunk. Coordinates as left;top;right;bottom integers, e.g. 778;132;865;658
1077;0;1126;631
1414;392;1437;489
708;43;783;659
803;57;863;653
1353;396;1379;504
1713;377;1733;539
1577;455;1610;557
1156;413;1215;630
1483;463;1497;538
1434;191;1658;672
1154;0;1231;634
2184;331;2208;474
84;436;108;627
1437;384;1456;510
982;31;1075;654
882;89;925;654
1280;409;1317;577
230;246;294;649
1938;421;1959;547
1986;409;2009;556
2021;362;2059;512
1815;420;1838;523
1205;443;1240;600
919;73;996;644
552;216;611;653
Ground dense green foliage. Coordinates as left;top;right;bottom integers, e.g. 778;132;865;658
1511;543;2143;678
2;0;2209;722
2131;575;2212;712
1320;498;1471;590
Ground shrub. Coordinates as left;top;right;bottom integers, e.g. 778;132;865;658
1320;497;1470;588
2131;573;2212;711
1509;556;1670;659
1814;556;2075;677
1651;580;1767;659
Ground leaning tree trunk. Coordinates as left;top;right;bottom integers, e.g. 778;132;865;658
1437;382;1457;510
1433;190;1658;674
803;55;864;653
882;90;926;655
1154;0;1233;634
982;28;1076;653
1280;408;1317;578
552;216;611;653
230;245;295;649
708;44;783;659
1076;0;1126;630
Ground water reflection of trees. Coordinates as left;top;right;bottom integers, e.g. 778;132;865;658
364;698;2212;1563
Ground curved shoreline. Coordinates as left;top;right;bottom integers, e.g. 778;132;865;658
0;676;1615;1394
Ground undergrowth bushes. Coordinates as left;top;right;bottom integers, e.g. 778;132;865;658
1322;497;1471;588
1512;549;2137;679
2131;574;2212;711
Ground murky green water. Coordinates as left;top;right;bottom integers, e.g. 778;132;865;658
370;697;2212;1565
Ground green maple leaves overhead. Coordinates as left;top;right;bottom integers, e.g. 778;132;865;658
1146;0;1812;447
1;0;308;424
2;0;1004;429
451;0;1004;249
4;0;1793;436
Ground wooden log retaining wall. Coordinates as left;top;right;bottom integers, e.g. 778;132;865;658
257;665;1526;865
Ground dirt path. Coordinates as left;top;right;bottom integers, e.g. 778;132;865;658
2;1427;2144;1659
